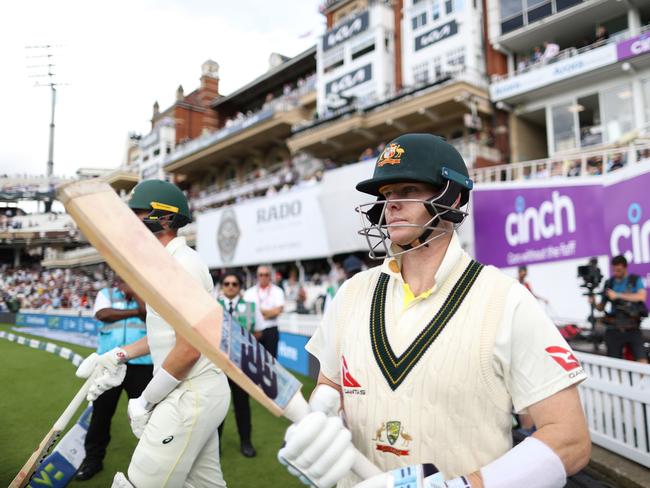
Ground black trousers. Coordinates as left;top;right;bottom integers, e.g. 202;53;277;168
605;328;647;360
83;364;153;464
259;326;279;358
218;378;252;444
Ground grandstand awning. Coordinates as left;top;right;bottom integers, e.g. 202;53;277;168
102;169;139;193
163;107;305;177
287;80;492;161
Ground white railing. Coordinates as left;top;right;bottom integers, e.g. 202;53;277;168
471;142;650;183
576;352;650;468
493;24;650;83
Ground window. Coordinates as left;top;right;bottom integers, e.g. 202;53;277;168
153;148;161;157
323;46;344;74
446;47;465;68
352;43;374;60
577;94;602;147
445;0;453;14
601;83;634;143
411;12;427;30
351;37;375;60
432;0;441;20
500;0;523;18
642;78;650;125
413;62;429;84
551;102;577;153
433;56;442;79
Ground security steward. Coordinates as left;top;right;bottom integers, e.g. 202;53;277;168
217;271;258;457
592;255;648;362
76;277;152;481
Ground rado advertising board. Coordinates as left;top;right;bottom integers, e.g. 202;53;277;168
197;187;330;267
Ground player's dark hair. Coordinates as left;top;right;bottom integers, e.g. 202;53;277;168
611;255;628;267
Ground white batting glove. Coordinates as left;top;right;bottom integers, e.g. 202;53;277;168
352;464;448;488
127;367;181;438
127;395;153;439
278;385;356;488
76;348;128;401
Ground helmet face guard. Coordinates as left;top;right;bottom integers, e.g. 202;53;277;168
355;181;469;259
140;201;190;233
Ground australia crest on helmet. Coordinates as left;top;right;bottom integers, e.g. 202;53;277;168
377;143;405;167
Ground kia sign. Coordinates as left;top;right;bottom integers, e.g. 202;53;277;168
414;20;458;51
322;11;369;51
325;64;372;95
473;184;606;267
616;32;650;61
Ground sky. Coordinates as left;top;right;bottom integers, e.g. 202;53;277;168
0;0;324;177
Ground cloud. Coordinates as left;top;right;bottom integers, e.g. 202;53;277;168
0;0;323;177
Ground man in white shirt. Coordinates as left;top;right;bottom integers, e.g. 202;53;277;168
543;41;560;62
75;180;230;488
277;134;590;488
243;265;285;358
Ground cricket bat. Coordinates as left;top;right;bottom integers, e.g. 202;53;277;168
57;180;381;481
10;378;93;488
26;406;93;488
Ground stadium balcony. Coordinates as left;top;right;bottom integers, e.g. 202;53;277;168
41;245;104;268
0;213;78;245
287;68;499;168
470;137;650;184
491;24;650;104
163;76;317;177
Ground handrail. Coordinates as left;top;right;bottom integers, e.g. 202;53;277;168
471;141;650;183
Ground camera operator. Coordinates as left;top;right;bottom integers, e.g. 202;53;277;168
590;255;648;363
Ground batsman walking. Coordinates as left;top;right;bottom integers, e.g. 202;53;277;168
278;134;591;488
76;180;230;488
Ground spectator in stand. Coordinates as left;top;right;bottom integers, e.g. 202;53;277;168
594;25;609;44
542;41;560;62
359;147;375;161
243;265;285;357
532;46;543;63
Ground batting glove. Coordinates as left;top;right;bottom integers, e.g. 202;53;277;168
352;464;449;488
76;348;128;401
278;385;356;488
127;395;153;439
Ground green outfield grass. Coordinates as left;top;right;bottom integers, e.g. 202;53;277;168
0;324;316;487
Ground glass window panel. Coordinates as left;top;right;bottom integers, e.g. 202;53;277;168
577;94;602;147
500;0;523;18
600;83;634;143
642;78;650;125
551;103;577;153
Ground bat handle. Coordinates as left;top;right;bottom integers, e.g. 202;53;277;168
284;391;383;481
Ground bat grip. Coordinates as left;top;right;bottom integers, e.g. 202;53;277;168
284;391;382;481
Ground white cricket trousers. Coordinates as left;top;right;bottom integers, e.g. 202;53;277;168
128;369;230;488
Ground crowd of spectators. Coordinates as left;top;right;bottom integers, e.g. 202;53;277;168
514;25;610;74
0;265;108;312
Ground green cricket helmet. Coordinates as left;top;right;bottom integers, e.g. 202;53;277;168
355;133;474;258
128;179;191;233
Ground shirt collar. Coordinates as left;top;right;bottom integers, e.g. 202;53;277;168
165;236;186;255
380;232;463;290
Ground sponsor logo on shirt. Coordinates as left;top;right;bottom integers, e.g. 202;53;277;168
374;420;411;457
342;355;365;395
545;346;581;372
162;435;174;444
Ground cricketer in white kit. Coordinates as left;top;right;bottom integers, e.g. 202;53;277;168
278;134;591;488
76;180;230;488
